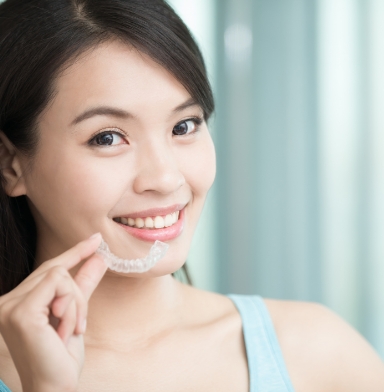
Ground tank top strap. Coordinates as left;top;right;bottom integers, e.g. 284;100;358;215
0;380;11;392
227;294;295;392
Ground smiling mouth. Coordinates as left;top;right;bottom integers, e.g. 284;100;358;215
113;211;180;230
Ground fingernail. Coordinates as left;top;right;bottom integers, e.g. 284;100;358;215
89;233;101;240
81;319;87;334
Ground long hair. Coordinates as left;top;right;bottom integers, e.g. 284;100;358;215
0;0;214;294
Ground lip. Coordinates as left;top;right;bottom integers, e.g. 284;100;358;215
115;207;185;242
117;203;187;219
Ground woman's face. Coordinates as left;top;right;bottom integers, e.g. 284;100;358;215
21;40;216;277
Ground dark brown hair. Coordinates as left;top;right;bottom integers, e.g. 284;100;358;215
0;0;214;294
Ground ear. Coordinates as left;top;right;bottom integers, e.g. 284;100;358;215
0;131;27;197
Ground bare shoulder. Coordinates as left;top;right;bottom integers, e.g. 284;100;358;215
179;283;241;326
178;284;247;359
264;299;384;392
175;284;249;390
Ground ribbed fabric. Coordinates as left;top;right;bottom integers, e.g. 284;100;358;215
0;295;294;392
0;380;10;392
228;295;295;392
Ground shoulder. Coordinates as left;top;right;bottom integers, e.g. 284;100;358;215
176;285;249;389
178;284;246;353
264;299;384;392
179;284;241;328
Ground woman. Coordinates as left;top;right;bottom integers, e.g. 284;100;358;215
0;0;383;391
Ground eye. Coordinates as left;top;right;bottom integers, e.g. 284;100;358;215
172;118;202;136
89;130;127;146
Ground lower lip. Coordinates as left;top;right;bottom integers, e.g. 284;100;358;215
115;208;185;242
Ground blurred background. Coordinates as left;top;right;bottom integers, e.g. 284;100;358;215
168;0;384;357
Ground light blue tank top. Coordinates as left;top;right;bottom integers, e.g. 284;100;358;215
0;295;295;392
0;381;9;392
228;295;295;391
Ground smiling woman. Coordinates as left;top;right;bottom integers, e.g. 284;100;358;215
0;0;213;293
0;1;383;392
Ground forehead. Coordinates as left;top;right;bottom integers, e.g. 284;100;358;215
49;40;191;120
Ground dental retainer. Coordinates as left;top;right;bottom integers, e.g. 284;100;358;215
96;239;169;273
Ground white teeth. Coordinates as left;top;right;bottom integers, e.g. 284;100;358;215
154;216;165;229
164;214;173;227
135;217;145;228
145;217;154;228
116;210;181;229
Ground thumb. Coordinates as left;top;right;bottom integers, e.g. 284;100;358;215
73;252;108;302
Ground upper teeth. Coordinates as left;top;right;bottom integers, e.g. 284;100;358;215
115;211;180;229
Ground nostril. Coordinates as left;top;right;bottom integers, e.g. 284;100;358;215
132;164;186;195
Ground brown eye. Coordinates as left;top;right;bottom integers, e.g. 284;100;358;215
95;133;114;145
89;131;126;146
172;120;197;136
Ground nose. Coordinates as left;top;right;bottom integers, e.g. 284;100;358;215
132;141;186;195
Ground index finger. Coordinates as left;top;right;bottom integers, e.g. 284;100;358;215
17;233;103;288
52;233;103;270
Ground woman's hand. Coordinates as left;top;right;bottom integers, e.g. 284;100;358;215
0;233;108;392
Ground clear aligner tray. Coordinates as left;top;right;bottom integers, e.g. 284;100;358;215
96;239;169;273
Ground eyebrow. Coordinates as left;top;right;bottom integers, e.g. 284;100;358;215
70;98;201;127
173;98;200;113
70;107;132;126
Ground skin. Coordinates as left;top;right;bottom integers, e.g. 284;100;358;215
0;40;383;391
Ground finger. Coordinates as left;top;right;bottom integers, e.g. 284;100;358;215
51;233;102;270
0;271;47;303
56;297;77;344
12;233;103;291
73;253;108;302
19;267;75;318
3;261;80;308
51;292;73;319
8;261;75;305
51;281;87;335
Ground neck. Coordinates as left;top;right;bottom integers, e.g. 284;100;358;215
84;272;185;346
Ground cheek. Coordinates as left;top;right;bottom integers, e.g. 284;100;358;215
64;159;127;208
26;149;131;228
182;135;216;196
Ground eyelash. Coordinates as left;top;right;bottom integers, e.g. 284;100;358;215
172;116;203;137
88;127;127;147
87;116;204;147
